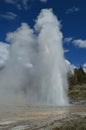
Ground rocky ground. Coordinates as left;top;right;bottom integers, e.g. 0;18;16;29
0;105;86;130
0;84;86;130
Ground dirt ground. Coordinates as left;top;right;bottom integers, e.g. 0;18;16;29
0;104;86;130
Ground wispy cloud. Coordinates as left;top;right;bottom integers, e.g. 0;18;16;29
73;39;86;48
3;0;30;10
22;0;29;10
64;49;69;53
65;6;80;14
64;37;73;43
40;0;48;3
3;0;48;10
64;37;86;49
4;0;16;4
0;12;17;20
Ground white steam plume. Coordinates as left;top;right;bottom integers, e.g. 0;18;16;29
0;9;68;105
0;42;9;68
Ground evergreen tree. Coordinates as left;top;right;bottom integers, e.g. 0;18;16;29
68;67;86;87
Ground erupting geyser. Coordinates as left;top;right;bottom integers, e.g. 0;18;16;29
0;9;68;105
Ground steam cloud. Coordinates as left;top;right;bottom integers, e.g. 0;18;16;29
0;9;68;105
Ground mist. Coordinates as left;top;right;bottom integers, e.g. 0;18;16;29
0;9;68;105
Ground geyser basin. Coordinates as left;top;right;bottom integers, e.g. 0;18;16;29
0;9;68;106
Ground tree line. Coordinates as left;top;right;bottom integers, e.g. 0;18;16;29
68;67;86;87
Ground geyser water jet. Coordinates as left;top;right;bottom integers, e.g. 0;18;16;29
0;9;68;105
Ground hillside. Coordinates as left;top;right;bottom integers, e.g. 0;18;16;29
68;83;86;104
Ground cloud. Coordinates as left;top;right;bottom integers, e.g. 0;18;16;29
22;0;29;10
65;6;80;14
0;42;9;68
72;39;86;48
64;49;69;53
3;0;48;10
83;63;86;68
4;0;16;4
40;0;48;3
0;12;17;20
83;63;86;73
64;37;73;43
65;59;76;74
64;37;86;49
3;0;30;10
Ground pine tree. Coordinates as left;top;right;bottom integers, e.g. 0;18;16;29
68;67;86;87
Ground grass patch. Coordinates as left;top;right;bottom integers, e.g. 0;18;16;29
68;84;86;101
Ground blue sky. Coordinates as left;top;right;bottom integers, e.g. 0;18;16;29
0;0;86;67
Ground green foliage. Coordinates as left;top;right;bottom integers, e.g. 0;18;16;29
68;89;86;100
68;67;86;87
68;83;86;101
